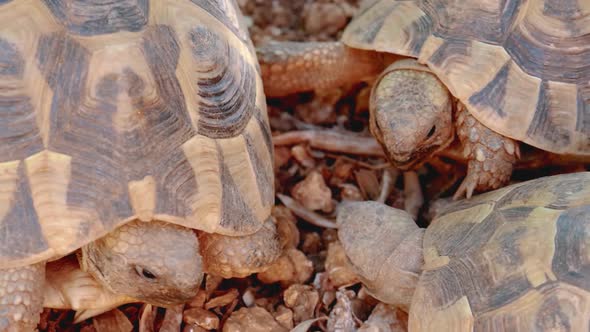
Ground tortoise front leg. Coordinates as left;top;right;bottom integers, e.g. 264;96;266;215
454;103;520;199
0;263;45;332
198;217;282;279
257;41;384;97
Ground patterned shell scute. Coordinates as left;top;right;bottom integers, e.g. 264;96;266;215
409;172;590;331
0;0;273;269
342;0;590;156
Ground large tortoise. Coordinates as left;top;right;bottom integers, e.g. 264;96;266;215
337;172;590;331
258;0;590;198
0;0;279;330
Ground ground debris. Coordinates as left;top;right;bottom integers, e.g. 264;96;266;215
258;248;314;286
284;284;320;324
292;170;334;213
223;307;288;332
358;304;408;332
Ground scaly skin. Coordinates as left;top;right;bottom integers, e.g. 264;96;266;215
0;264;45;332
454;103;519;199
198;217;282;278
257;41;384;97
81;220;203;307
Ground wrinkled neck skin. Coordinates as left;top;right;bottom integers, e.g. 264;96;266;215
369;59;455;171
79;220;203;308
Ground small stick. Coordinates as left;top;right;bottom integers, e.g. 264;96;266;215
377;167;398;203
277;194;338;229
403;171;423;219
273;130;385;157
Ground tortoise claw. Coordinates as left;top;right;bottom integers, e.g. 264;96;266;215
454;174;478;200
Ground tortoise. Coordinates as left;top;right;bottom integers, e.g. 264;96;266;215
0;0;280;330
337;171;590;331
257;0;590;198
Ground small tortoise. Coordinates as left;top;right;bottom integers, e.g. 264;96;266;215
0;0;279;330
338;172;590;331
258;0;590;198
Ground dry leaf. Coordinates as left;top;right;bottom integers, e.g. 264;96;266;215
354;169;380;200
92;309;132;332
205;289;239;310
138;304;156;332
223;307;287;332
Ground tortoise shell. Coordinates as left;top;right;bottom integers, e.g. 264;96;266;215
342;0;590;156
411;172;590;331
0;0;274;269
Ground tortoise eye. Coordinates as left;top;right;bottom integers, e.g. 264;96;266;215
426;125;436;139
135;266;157;280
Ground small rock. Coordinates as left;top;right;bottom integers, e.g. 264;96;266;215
283;284;319;323
291;170;334;212
273;305;294;330
291;145;316;169
257;249;313;286
223;307;288;332
183;307;220;331
339;183;364;201
325;241;359;287
327;290;356;332
242;288;256;307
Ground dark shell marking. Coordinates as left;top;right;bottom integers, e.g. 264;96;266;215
343;0;590;154
190;25;256;139
44;0;150;36
413;173;590;328
0;0;270;266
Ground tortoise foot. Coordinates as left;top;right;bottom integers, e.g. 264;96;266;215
0;263;45;332
198;217;282;278
454;103;519;199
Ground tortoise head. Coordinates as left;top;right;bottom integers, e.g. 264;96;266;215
337;201;425;310
80;220;203;307
369;59;455;170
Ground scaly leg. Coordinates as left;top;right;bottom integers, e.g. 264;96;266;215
198;217;282;278
454;103;520;199
0;263;45;332
257;41;384;97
